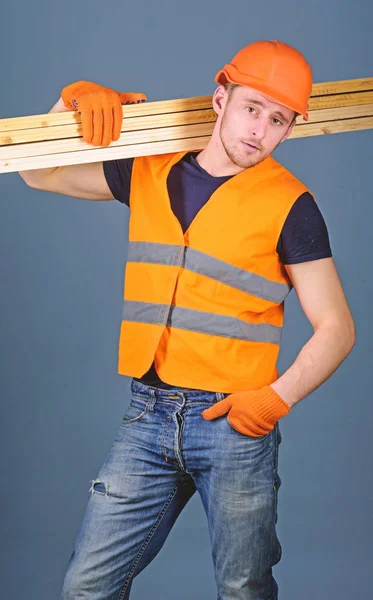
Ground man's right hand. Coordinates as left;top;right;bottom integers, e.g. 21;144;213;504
61;81;147;147
18;81;146;198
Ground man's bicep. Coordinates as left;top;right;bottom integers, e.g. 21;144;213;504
285;258;353;330
39;161;116;200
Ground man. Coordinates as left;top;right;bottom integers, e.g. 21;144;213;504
19;40;355;600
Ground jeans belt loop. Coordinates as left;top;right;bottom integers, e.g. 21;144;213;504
147;389;157;412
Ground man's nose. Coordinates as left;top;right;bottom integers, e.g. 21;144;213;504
251;117;268;140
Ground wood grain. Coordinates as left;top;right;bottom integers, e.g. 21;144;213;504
0;77;371;173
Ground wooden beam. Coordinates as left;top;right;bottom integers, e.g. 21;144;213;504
0;77;372;173
2;104;372;163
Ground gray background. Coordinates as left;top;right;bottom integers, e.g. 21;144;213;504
0;1;372;598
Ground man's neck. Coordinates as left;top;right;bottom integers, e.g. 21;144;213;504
195;136;245;178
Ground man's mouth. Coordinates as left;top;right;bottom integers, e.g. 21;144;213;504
241;141;260;152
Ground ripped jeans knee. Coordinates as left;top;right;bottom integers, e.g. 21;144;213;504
89;479;110;497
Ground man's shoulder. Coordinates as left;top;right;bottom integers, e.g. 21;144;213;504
269;156;311;197
134;151;188;165
269;155;305;182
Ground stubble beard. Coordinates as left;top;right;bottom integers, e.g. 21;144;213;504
219;122;265;170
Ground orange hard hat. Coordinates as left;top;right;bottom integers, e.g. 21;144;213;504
215;40;313;121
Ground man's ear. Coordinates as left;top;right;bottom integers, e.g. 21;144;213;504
212;85;228;116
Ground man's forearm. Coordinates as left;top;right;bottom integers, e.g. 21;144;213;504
270;322;356;409
18;97;69;185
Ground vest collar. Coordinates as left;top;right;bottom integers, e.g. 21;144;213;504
160;151;278;241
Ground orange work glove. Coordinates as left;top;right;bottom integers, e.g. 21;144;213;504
202;386;290;437
61;81;147;147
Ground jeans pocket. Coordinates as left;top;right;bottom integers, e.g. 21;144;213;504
276;422;282;444
121;396;150;425
226;412;271;440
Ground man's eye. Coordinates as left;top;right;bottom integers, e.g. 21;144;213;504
273;118;282;125
246;107;256;113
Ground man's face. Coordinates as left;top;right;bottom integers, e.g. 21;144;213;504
216;85;296;170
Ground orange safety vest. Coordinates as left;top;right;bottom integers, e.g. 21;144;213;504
117;150;309;393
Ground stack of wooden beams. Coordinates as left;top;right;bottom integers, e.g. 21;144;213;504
0;77;372;174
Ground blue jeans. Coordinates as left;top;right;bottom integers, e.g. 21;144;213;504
61;379;282;599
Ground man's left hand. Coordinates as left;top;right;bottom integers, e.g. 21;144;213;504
202;386;291;437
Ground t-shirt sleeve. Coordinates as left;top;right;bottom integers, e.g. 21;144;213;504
102;157;134;206
277;191;332;264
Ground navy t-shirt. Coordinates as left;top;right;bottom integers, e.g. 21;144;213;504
103;152;332;389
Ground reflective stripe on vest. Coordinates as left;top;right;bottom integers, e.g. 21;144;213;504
127;241;291;304
122;300;282;345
